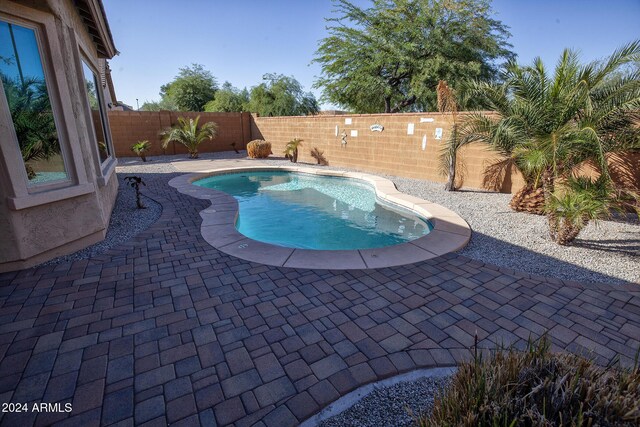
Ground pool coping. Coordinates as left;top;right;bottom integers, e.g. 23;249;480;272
168;165;471;269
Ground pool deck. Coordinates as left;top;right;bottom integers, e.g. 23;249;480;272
0;158;638;427
168;160;470;269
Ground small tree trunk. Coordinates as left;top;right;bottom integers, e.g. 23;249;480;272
140;153;147;162
509;185;545;214
135;186;145;209
541;169;558;241
444;153;456;191
384;97;391;113
293;149;298;163
556;220;582;245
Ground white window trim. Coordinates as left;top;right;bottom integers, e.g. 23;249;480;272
0;5;93;210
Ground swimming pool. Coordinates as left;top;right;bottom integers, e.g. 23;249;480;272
195;171;432;250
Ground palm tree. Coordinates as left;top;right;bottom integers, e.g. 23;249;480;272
460;41;640;245
284;138;303;163
437;80;465;191
130;140;151;162
161;116;217;159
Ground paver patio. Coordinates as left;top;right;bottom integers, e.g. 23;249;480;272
0;168;638;427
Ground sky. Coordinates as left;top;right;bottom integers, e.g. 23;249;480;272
103;0;640;110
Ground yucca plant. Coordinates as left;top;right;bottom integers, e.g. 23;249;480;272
422;335;640;426
284;138;303;163
160;116;217;159
459;41;640;244
131;140;151;162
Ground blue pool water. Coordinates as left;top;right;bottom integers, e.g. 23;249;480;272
195;171;432;250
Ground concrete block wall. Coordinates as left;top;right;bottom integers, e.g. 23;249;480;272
107;110;638;193
252;112;528;192
108;111;251;157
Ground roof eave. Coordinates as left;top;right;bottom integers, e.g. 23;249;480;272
74;0;117;58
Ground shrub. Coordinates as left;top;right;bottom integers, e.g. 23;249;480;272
160;116;217;159
310;147;328;166
131;140;151;162
422;336;640;426
247;139;272;158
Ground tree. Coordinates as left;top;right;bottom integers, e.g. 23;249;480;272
160;116;218;158
460;41;640;245
160;64;218;111
247;73;319;116
437;80;465;191
284;138;303;163
140;97;177;111
204;82;249;112
313;0;514;113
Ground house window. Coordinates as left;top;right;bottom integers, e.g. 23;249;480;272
0;19;68;186
81;60;111;163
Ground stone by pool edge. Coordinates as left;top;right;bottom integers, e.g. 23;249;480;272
168;165;471;270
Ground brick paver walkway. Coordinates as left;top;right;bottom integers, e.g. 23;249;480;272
0;171;638;427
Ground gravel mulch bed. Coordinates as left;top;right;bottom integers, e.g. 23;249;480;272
319;375;450;427
37;168;164;266
390;178;639;286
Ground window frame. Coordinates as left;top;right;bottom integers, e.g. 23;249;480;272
0;5;93;210
76;49;116;186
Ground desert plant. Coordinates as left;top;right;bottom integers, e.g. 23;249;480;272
422;335;640;426
437;80;467;191
124;176;146;209
284;138;303;163
310;147;329;166
160;116;217;159
131;140;151;162
246;139;272;158
546;176;636;245
460;41;640;244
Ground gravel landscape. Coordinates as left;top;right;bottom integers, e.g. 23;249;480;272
38;170;162;266
392;177;639;286
319;375;450;427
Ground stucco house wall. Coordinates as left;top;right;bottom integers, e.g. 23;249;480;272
0;0;118;272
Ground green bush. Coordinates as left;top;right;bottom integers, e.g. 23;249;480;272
247;139;272;158
421;336;640;426
131;140;151;162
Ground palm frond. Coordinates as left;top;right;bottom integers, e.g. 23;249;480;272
160;115;218;157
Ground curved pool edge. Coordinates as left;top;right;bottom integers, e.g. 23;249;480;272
168;165;471;269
